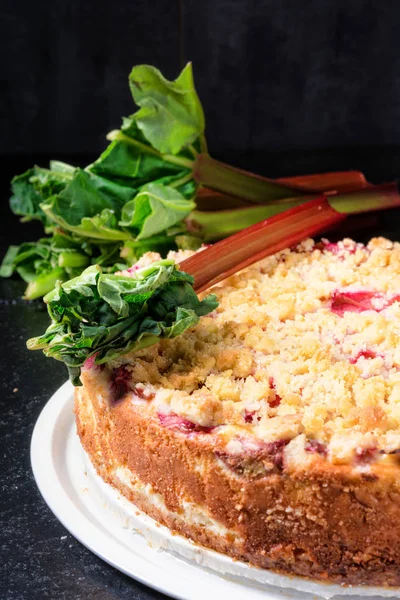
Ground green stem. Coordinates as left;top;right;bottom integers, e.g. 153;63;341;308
190;183;400;242
329;184;400;214
162;153;193;169
193;154;307;203
94;245;121;266
58;252;90;269
24;268;66;300
168;172;194;189
189;202;302;241
188;144;199;158
107;129;161;157
40;203;132;242
200;134;208;154
50;161;76;175
106;130;194;170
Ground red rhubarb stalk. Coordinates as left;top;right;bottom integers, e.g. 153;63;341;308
196;170;370;211
276;170;370;193
181;197;345;292
185;184;400;291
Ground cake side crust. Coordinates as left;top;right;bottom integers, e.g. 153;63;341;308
75;373;400;587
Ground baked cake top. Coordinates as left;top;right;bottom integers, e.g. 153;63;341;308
100;237;400;468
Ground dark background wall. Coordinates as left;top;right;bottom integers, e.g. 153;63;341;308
3;0;400;180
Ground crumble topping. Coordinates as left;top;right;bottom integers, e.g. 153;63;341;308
103;237;400;466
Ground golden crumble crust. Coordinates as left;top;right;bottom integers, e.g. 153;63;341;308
109;237;400;466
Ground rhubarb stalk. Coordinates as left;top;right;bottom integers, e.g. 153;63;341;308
197;170;370;211
181;197;345;292
190;183;400;241
192;153;308;202
276;170;369;193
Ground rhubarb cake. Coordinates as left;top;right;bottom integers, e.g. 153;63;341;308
75;237;400;586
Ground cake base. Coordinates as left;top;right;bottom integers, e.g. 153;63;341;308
75;370;400;588
82;441;400;599
30;381;400;599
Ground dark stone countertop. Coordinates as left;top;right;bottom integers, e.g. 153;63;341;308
0;281;169;600
2;150;400;599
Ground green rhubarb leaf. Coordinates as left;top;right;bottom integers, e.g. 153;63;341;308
49;161;76;175
0;240;53;281
0;246;20;277
50;229;86;251
40;169;134;229
119;183;195;240
90;118;186;185
9;169;49;224
41;206;131;242
76;210;132;242
129;63;205;154
94;243;124;267
120;235;177;264
175;234;202;251
27;261;218;384
10;164;77;226
0;230;129;297
92;117;197;199
30;164;75;199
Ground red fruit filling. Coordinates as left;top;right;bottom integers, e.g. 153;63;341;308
324;242;357;255
316;240;361;256
216;438;289;476
323;242;341;254
331;290;385;316
355;446;379;464
133;385;155;401
244;410;255;423
243;410;261;423
83;353;104;371
305;440;327;456
110;366;131;402
126;264;140;273
269;395;281;408
349;349;378;364
323;241;364;254
331;289;400;317
268;378;282;408
158;413;215;434
264;439;290;470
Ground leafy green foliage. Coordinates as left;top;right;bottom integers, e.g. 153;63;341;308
90;118;185;185
27;262;218;384
3;63;215;303
0;246;22;278
129;63;205;154
3;61;299;302
30;163;75;199
0;231;128;299
119;183;195;239
9;163;77;229
119;229;187;265
3;70;203;298
91;117;198;199
10;169;53;227
41;207;132;242
40;169;133;227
